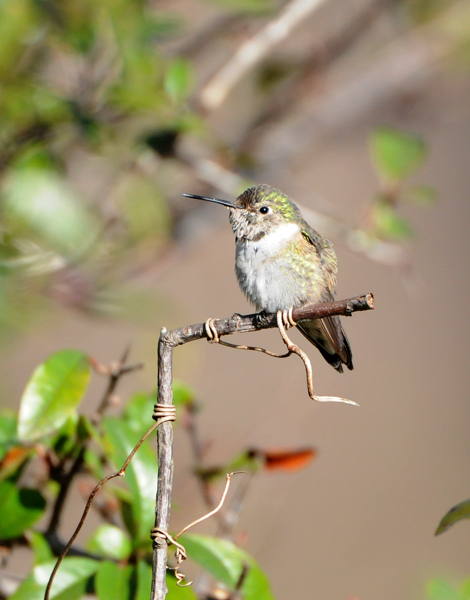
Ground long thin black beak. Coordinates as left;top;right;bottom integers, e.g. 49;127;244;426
182;193;238;209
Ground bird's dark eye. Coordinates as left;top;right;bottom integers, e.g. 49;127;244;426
259;206;269;214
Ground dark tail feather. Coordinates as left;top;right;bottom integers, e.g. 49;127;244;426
340;326;353;371
297;317;353;373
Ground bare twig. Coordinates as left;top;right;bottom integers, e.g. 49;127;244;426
241;0;386;151
215;471;254;541
44;447;87;538
92;345;144;421
174;472;243;541
200;0;329;111
183;402;222;517
257;0;468;165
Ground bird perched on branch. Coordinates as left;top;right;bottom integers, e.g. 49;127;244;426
184;184;353;373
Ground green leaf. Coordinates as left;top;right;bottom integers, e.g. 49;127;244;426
76;414;100;443
84;447;106;481
52;417;82;458
370;127;427;182
461;579;470;600
110;561;193;600
18;349;91;441
124;392;156;437
180;534;274;600
403;184;438;205
3;167;99;256
166;572;198;599
371;201;413;241
30;532;54;565
135;561;152;600
227;450;261;474
9;557;99;600
116;175;171;243
95;561;133;600
427;579;462;600
435;499;470;535
164;58;193;103
0;410;18;460
87;524;132;560
0;0;41;78
209;0;275;14
0;481;46;539
103;417;158;544
173;380;195;407
241;561;274;600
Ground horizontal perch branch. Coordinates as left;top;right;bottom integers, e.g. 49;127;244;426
164;293;374;347
152;292;374;598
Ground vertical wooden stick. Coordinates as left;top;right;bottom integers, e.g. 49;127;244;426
151;328;175;600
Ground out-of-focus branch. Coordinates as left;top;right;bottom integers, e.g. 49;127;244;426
256;0;469;164
92;345;144;421
176;14;245;60
200;0;329;111
0;122;51;174
183;403;221;516
241;0;387;151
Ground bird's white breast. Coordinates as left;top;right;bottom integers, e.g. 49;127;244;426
235;221;301;311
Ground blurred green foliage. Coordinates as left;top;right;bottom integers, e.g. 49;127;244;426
0;0;194;339
10;557;101;600
2;348;275;599
0;0;442;342
427;577;470;600
368;126;434;241
180;535;274;599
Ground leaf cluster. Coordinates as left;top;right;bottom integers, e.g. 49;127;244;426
0;0;197;339
367;126;436;242
0;349;279;599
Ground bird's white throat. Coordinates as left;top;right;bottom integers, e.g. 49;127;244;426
234;221;301;311
246;221;299;257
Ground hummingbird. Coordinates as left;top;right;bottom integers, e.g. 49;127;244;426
183;184;353;373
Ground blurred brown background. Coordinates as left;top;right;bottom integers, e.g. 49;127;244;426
2;0;470;598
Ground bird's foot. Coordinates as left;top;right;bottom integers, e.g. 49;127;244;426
281;307;296;330
275;309;357;406
276;309;302;356
204;316;291;357
254;309;271;328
